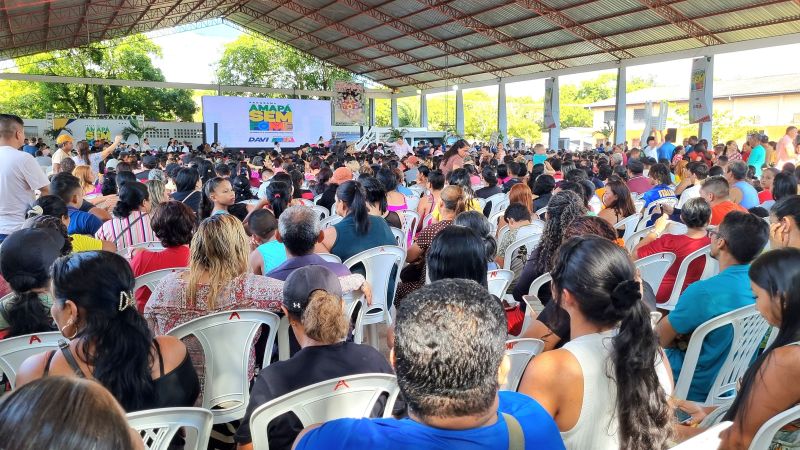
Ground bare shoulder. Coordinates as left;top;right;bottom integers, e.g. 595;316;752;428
153;335;189;373
522;348;582;391
15;351;51;386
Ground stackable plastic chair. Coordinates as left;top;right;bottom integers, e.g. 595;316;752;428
484;192;507;219
249;374;400;450
405;194;420;212
128;407;213;450
344;246;405;348
400;210;420;243
488;209;507;234
625;225;655;253
487;269;514;299
673;304;771;406
299;199;314;207
662;245;718;311
313;193;323;204
310;205;330;220
502;233;543;271
319;214;343;228
535;206;548;220
316;253;342;264
670;422;733;450
749;405;800;450
525;272;552;309
134;267;188;293
501;338;545;392
121;241;165;255
634;252;676;295
167;310;281;423
0;331;62;389
614;213;642;243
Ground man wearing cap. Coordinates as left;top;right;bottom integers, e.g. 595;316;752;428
52;133;74;173
236;265;393;450
0;115;50;244
136;154;159;181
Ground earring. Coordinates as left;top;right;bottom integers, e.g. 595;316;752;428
60;318;78;340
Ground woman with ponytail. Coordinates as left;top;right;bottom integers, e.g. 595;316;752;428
0;229;63;339
317;180;395;262
395;185;466;301
518;236;672;450
264;180;292;219
199;176;235;219
16;251;199;413
235;266;393;450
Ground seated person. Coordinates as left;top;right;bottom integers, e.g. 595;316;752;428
700;176;746;226
657;211;769;402
293;279;565;450
50;172;104;236
235;266;393;450
245;209;287;275
641;163;677;211
27;195;115;252
0;228;63;339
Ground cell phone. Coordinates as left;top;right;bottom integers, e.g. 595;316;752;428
675;408;692;424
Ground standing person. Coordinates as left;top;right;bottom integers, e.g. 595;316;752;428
51;134;74;174
439;139;469;177
292;279;565;450
73;137;121;177
392;136;413;160
518;236;672;450
776;126;798;170
726;160;759;209
0;114;50;244
658;133;676;163
746;133;767;178
642;134;661;160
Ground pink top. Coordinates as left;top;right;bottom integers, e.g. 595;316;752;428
95;211;155;250
387;203;407;212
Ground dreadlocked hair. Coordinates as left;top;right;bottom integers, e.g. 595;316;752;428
529;190;586;276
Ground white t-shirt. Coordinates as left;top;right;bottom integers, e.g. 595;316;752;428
643;146;658;160
393;141;413;159
0;146;50;235
677;183;701;208
51;148;68;169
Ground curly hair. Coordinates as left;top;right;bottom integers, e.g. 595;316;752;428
529;190;586;277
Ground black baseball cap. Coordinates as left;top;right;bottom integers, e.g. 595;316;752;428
0;228;65;282
282;266;342;314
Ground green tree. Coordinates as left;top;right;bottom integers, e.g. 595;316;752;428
215;34;354;96
2;35;196;120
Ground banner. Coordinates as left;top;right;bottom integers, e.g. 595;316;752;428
51;117;128;144
202;96;332;148
543;78;560;129
689;57;712;123
333;81;366;125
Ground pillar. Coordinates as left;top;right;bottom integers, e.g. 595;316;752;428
456;89;464;136
547;77;560;150
498;81;507;143
391;96;399;128
614;66;627;145
698;56;714;141
368;98;375;128
420;93;428;129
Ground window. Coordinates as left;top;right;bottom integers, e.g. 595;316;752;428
603;110;615;123
633;108;646;123
174;128;200;139
145;128;170;139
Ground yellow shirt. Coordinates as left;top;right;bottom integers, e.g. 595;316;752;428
70;233;103;252
432;198;482;221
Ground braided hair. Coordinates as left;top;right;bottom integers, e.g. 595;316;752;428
529;190;586;277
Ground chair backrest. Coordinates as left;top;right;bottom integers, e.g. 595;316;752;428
674;304;771;405
313;193;323;204
502;233;542;271
662;244;718;311
319;214;343;228
400;210;419;240
127;407;213;450
249;374;399;450
134;267;188;292
316;253;342;264
670;422;733;450
0;331;62;389
475;197;488;211
405;194;420;212
650;311;662;330
166;310;281;423
517;221;545;238
421;213;434;228
527;272;552;299
485;192;507;218
487;269;514;298
299;199;314;207
614;213;642;243
310;205;330;220
748;404;800;450
409;185;426;198
625;225;655;253
121;241;165;255
488;209;506;234
535;206;547;220
343;246;406;326
633;252;676;293
501;338;545;392
389;227;406;249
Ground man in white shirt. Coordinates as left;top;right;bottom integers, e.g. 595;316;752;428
51;134;73;173
141;137;152;152
776;126;797;170
642;135;660;160
0;114;50;243
392;136;413;160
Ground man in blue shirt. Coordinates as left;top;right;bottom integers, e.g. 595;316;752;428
293;279;565;450
50;172;104;236
658;135;676;163
747;133;767;177
657;211;768;402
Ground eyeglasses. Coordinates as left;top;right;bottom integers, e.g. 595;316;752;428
706;228;721;239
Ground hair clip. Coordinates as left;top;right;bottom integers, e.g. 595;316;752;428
26;204;44;219
118;291;135;312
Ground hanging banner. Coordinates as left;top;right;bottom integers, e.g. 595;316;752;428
689;57;712;123
333;81;366;126
543;78;560;129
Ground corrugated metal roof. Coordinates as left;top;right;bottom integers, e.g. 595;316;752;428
1;0;799;91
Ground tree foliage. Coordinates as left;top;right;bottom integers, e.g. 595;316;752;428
1;35;196;120
215;34;354;95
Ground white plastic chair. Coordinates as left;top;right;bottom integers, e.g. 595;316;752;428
134;267;188;292
670;421;732;450
316;253;342;264
400;209;419;243
475;197;488;212
310;205;330;220
421;213;434;228
390;227;406;249
0;331;62;389
127;407;213;450
650;311;662;329
614;213;642;244
344;246;405;348
634;252;676;295
625;225;655;253
662;245;718;311
344;292;367;345
535;206;547;220
487;269;514;298
167;310;281;423
249;374;400;450
749;404;800;450
299;199;314;207
501;338;545;392
319;214;343;228
488;209;507;234
121;241;165;255
673;304;771;406
526;272;552;303
485;192;507;218
313;193;323;204
502;233;542;271
405;194;420;212
409;185;425;198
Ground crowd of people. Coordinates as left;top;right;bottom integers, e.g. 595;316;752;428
0;111;799;450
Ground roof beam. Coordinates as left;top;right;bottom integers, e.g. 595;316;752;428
336;0;511;78
633;0;724;46
515;0;635;59
276;0;468;84
416;0;566;70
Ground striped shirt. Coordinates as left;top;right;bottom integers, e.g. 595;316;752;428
95;211;155;250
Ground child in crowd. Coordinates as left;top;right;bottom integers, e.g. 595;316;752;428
245;209;287;275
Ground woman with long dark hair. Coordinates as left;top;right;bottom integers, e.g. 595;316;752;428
170;167;202;214
453;210;497;270
95;181;155;250
72;136;121;177
318;180;395;262
426;225;488;287
439;139;469;176
16;251;200;412
519;236;672;450
362;176;403;229
598;177;637;232
770;196;800;249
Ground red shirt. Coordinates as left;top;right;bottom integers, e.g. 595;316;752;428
637;234;711;303
130;245;190;312
758;189;773;204
710;201;747;226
